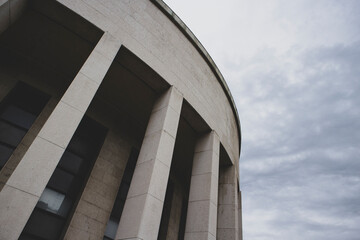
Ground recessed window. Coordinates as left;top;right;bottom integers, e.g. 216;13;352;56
20;116;107;240
0;144;13;167
1;105;37;129
58;151;83;174
0;82;49;171
103;148;139;240
0;121;27;146
37;188;66;215
47;168;75;194
36;188;73;218
104;217;119;240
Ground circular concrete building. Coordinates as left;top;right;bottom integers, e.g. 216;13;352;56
0;0;242;239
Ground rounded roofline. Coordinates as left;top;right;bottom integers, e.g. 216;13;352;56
150;0;242;156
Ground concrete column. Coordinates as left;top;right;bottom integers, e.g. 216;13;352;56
64;132;131;239
0;32;121;240
217;165;239;239
116;86;183;240
238;191;243;240
184;131;220;240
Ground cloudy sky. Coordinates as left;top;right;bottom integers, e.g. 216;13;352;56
164;0;360;239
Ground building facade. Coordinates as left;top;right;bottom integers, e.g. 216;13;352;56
0;0;242;239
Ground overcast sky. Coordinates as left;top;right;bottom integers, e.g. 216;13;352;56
164;1;360;239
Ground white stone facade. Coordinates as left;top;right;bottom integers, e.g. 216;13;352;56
0;0;242;239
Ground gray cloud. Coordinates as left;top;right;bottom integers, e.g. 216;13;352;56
237;42;360;240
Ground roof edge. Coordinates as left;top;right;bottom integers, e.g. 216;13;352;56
150;0;242;157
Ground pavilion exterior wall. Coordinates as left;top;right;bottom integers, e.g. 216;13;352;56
0;1;242;239
55;0;240;166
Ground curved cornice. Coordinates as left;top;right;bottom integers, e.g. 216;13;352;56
150;0;242;156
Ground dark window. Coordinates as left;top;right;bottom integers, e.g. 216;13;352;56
0;121;27;146
0;82;49;170
177;194;189;240
20;116;107;240
0;144;13;167
47;168;75;193
103;148;139;240
1;105;37;129
158;180;174;240
23;209;65;240
58;151;83;174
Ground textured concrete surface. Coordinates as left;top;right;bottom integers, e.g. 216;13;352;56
116;87;183;240
218;165;239;239
185;132;220;240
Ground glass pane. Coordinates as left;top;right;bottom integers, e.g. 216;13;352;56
111;184;129;219
0;105;37;129
0;120;26;147
104;217;119;239
57;196;73;218
68;117;107;158
18;234;37;240
121;168;133;183
23;209;64;240
47;168;74;193
111;199;125;221
0;143;13;168
9;82;49;115
37;189;73;218
58;151;83;174
119;183;130;201
68;134;92;158
37;188;65;214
